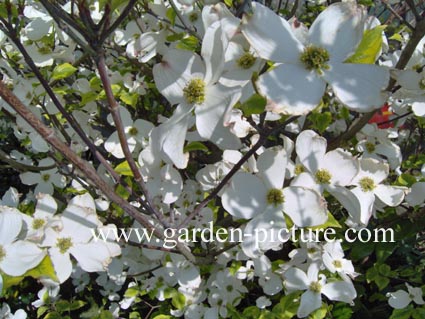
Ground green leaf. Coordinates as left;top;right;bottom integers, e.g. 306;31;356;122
349;240;375;261
397;173;417;187
166;32;185;42
345;26;386;64
37;306;49;318
130;312;142;319
152;315;173;319
390;306;414;319
166;7;176;26
366;265;390;290
184;141;209;153
2;255;58;291
99;0;127;11
81;92;98;105
45;312;63;319
239;94;267;116
171;292;186;310
375;241;397;263
120;91;139;107
331;303;353;319
90;77;102;91
309;111;332;133
227;304;245;319
389;33;403;42
98;84;123;100
55;300;71;313
272;292;300;319
124;287;140;298
308;306;327;319
412;307;425;319
51;63;78;80
176;36;199;51
70;300;86;311
115;161;134;177
242;306;262;319
99;311;114;319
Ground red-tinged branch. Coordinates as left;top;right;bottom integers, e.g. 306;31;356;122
0;80;196;264
95;55;171;229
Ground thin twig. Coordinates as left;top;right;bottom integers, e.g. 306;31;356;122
96;55;171;229
0;149;56;172
377;111;413;127
178;116;299;229
99;0;138;45
168;0;202;41
382;0;415;31
406;0;422;21
39;0;93;43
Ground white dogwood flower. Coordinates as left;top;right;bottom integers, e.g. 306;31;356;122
222;147;327;257
152;20;241;168
104;107;153;158
387;283;425;309
20;158;66;195
284;263;357;318
41;199;121;283
242;2;389;115
0;206;46;277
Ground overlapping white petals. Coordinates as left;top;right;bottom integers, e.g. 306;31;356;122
221;172;267;219
309;2;366;62
241;2;303;63
150;104;192;169
296;130;327;173
195;85;242;149
259;64;326;115
321;281;356;303
153;49;205;105
324;63;389;112
282;187;327;227
241;207;288;258
257;147;287;190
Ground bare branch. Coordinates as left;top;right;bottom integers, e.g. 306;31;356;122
96;55;171;228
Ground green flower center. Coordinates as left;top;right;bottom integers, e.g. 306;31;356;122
183;78;206;105
188;12;198;23
309;281;322;293
359;177;376;192
56;237;73;254
0;245;6;262
128;126;138;136
236;52;256;69
266;188;285;206
226;285;233;292
32;218;46;230
308;248;317;254
365;142;375;153
300;46;330;75
294;164;305;175
315;169;332;184
38;46;51;54
42;174;50;182
332;260;342;269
